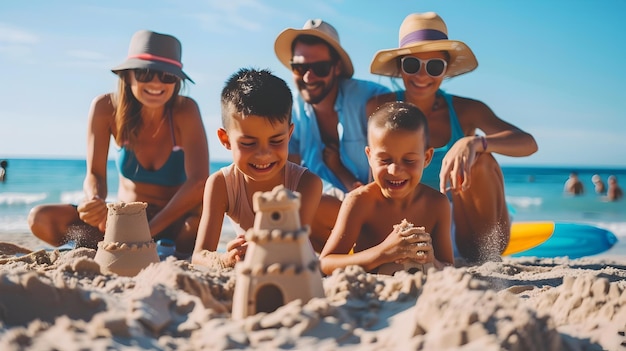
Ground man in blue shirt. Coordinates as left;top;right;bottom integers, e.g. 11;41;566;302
274;19;390;195
274;19;390;246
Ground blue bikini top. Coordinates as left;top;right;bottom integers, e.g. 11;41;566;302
115;112;186;187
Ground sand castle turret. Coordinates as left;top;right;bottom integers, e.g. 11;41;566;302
93;202;160;277
231;185;325;319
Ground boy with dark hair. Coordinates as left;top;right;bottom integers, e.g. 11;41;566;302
192;68;322;269
320;102;453;275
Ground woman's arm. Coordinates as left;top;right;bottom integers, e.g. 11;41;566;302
79;94;114;231
459;97;538;157
439;97;538;193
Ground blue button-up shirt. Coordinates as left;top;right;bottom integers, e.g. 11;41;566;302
289;78;390;193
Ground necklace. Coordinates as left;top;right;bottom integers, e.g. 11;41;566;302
149;116;167;138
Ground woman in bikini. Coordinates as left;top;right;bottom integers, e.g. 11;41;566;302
28;30;209;257
367;12;538;262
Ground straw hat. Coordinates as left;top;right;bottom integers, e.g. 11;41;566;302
370;12;477;78
112;30;193;83
274;19;354;78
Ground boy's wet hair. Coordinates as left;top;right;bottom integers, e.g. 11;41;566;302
221;68;293;128
368;101;430;147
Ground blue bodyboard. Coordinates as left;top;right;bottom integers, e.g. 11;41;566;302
511;222;617;259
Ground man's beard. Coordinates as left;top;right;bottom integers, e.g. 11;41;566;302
297;76;336;105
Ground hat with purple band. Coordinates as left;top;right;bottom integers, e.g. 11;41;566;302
370;12;477;78
112;30;193;83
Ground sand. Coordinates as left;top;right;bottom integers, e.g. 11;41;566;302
0;233;625;351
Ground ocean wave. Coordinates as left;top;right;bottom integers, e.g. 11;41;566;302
506;196;543;208
60;191;86;205
0;215;29;233
591;221;626;239
0;192;47;206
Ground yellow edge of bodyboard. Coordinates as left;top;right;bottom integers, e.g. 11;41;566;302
502;222;555;256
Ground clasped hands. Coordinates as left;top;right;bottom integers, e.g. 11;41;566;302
382;226;434;265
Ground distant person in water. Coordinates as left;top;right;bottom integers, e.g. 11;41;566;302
591;174;606;194
607;175;623;201
0;160;7;182
564;172;584;195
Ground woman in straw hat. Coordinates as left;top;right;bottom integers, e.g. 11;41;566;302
368;12;538;262
28;30;209;258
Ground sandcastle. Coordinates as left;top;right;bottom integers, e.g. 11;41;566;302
231;185;325;319
377;219;435;275
93;202;160;277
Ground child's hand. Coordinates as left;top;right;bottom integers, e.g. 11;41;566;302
77;196;107;232
223;234;248;267
409;232;435;265
380;226;420;261
383;226;434;265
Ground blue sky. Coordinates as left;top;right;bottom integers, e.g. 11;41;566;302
1;0;625;167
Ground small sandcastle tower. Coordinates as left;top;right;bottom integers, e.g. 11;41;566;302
93;202;160;277
231;185;324;319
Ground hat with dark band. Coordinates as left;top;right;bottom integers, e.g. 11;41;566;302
112;30;193;83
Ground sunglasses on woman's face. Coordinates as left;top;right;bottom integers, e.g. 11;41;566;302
133;69;179;84
290;61;335;77
400;57;447;77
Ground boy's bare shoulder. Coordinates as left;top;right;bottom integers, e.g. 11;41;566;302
418;183;443;195
205;167;227;189
418;184;449;203
300;168;322;188
343;183;381;207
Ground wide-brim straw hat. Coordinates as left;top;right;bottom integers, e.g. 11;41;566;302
274;19;354;78
112;30;194;83
370;12;478;79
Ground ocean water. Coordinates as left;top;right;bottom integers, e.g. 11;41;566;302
1;158;625;256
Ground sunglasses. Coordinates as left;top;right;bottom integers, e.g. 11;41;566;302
400;57;447;77
133;69;179;84
290;61;335;77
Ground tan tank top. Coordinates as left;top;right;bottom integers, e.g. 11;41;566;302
221;161;307;234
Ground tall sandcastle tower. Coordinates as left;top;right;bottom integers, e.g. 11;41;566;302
231;185;325;319
93;202;160;277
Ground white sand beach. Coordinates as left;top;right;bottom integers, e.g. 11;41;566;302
0;231;624;350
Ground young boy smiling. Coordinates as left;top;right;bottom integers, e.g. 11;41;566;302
320;102;453;275
192;68;322;269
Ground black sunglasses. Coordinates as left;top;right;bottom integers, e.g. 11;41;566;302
400;57;447;77
290;61;335;77
133;69;179;84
